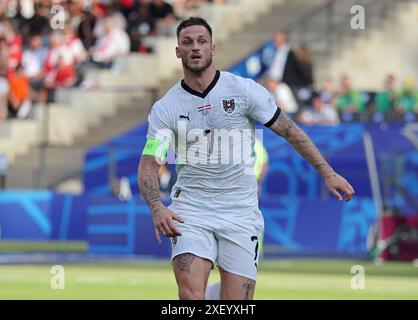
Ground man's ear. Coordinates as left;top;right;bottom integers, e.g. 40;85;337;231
175;46;181;59
212;43;216;57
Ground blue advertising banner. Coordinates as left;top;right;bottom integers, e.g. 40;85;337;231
0;191;377;258
86;195;376;258
261;196;376;256
0;192;87;241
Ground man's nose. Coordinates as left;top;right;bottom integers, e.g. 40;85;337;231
191;42;201;51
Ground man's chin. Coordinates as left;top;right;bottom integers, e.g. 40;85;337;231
184;60;211;74
190;66;205;73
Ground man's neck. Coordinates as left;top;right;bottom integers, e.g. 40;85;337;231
183;65;217;93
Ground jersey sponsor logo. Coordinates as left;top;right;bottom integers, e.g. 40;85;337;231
222;98;236;114
179;112;190;121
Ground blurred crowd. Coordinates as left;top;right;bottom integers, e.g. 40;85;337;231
264;32;418;126
1;2;416;126
0;0;223;123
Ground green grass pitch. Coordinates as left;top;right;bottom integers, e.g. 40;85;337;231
0;259;417;299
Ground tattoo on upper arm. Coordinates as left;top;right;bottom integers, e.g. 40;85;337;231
242;279;255;300
269;112;334;176
173;253;196;273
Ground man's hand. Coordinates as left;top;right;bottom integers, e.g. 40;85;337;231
152;205;185;243
138;156;184;243
324;173;355;202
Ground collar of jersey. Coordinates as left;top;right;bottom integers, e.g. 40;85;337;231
181;70;220;99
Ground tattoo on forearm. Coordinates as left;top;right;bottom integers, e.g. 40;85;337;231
270;112;334;177
242;280;255;300
314;162;328;171
173;253;195;273
324;173;337;180
138;157;162;215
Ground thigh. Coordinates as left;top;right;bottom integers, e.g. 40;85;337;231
172;253;213;300
219;266;256;300
171;224;217;300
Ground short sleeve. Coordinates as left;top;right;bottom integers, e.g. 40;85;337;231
246;79;281;127
146;101;174;143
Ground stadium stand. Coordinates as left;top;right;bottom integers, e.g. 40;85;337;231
1;0;283;188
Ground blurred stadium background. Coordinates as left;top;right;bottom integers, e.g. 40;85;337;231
0;0;418;299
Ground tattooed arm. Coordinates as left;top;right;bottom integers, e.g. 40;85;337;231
138;156;184;242
269;111;355;201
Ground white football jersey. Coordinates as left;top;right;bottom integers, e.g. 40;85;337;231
146;70;280;223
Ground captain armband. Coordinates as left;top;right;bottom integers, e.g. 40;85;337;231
141;139;170;162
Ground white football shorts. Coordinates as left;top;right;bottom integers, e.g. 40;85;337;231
170;210;264;281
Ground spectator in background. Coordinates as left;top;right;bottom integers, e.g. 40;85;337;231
19;2;50;44
40;32;76;103
117;0;138;20
66;0;84;30
63;21;88;85
0;36;9;70
92;3;113;40
78;8;97;50
335;74;366;122
93;5;128;40
63;22;88;65
266;77;298;116
0;2;7;20
174;0;225;15
299;92;340;126
44;53;76;91
128;1;155;52
265;32;306;102
319;78;337;105
0;66;9;122
150;0;176;36
7;64;32;119
0;19;22;72
174;0;204;13
395;77;417;122
295;45;314;106
43;32;74;80
21;34;48;101
90;14;130;68
295;45;313;87
372;74;397;123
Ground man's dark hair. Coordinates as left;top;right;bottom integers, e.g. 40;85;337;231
310;91;321;100
176;17;212;39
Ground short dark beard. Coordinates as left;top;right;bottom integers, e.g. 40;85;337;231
182;55;212;75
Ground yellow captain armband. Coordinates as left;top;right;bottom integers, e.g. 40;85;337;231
142;139;170;162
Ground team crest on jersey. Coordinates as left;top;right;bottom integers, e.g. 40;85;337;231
222;98;236;114
172;237;177;248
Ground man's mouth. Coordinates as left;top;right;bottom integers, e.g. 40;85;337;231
191;55;201;60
